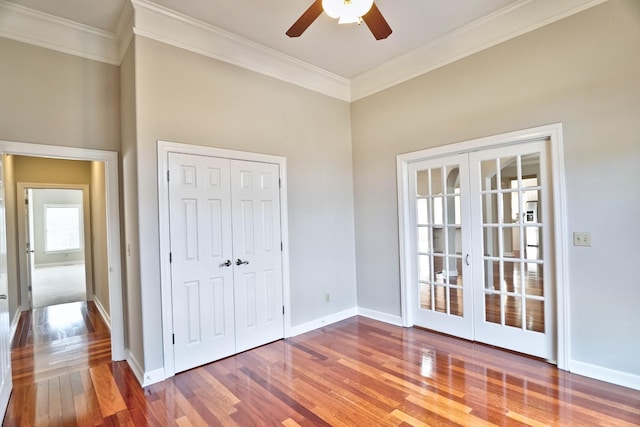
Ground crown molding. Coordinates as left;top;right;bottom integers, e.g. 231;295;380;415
0;0;607;101
350;0;608;101
131;0;351;101
0;0;120;65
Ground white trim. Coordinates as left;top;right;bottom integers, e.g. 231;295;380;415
2;0;604;100
287;308;358;337
396;123;569;368
351;0;608;100
157;140;292;379
569;360;640;391
127;349;168;387
9;307;20;345
357;307;403;327
32;261;84;268
131;0;350;102
0;0;119;65
0;141;126;361
93;296;111;331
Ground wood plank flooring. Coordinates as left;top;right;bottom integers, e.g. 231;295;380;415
3;302;640;426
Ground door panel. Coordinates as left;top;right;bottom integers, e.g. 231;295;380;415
169;153;235;373
409;155;473;340
231;161;284;353
470;140;552;359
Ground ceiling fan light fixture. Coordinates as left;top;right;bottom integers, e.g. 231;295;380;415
338;15;361;24
322;0;373;21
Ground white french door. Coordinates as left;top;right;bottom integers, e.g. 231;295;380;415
470;140;552;359
408;139;553;359
168;153;284;373
408;155;474;340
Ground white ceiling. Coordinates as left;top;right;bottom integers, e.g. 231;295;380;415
1;0;606;99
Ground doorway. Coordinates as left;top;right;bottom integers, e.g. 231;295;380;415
397;124;570;368
20;187;89;308
0;142;125;362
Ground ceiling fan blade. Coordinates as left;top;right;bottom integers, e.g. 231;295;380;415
286;0;324;38
362;3;392;40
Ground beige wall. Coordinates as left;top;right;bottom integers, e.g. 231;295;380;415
0;39;120;152
91;161;110;315
132;36;357;372
120;42;143;367
351;0;640;375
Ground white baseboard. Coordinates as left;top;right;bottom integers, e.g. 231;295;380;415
92;297;111;331
357;307;403;326
34;260;84;268
126;351;166;387
9;307;22;344
570;360;640;391
287;307;358;337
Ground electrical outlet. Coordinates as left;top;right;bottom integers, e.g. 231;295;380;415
573;232;591;247
325;293;330;303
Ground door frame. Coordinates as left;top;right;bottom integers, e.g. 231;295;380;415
0;140;125;360
396;123;570;369
16;184;92;309
157;140;291;379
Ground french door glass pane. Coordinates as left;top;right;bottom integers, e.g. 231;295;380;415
420;283;431;309
526;299;545;332
483;227;499;257
525;263;544;296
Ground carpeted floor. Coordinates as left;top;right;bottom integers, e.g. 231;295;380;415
31;264;87;308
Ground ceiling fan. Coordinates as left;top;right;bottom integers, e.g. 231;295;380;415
286;0;392;40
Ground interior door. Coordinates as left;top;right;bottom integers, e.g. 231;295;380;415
408;140;553;359
409;155;474;340
169;153;236;373
0;155;13;418
231;160;284;352
168;153;285;372
470;140;553;359
25;189;35;307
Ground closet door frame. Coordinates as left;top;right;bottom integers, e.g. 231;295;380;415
158;140;291;379
397;123;570;370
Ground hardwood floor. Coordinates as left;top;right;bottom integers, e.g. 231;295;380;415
3;303;640;426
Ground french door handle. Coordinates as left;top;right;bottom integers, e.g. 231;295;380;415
0;295;6;300
220;259;232;267
465;254;470;266
235;259;249;266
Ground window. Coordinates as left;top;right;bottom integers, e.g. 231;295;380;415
44;204;83;252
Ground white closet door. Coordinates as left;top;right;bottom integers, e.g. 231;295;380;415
409;155;474;340
231;160;284;353
169;153;236;373
469;139;553;359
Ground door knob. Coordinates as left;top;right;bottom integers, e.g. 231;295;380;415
220;259;232;267
0;295;7;300
235;259;249;266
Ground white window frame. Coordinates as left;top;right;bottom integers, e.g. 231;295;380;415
44;203;84;253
